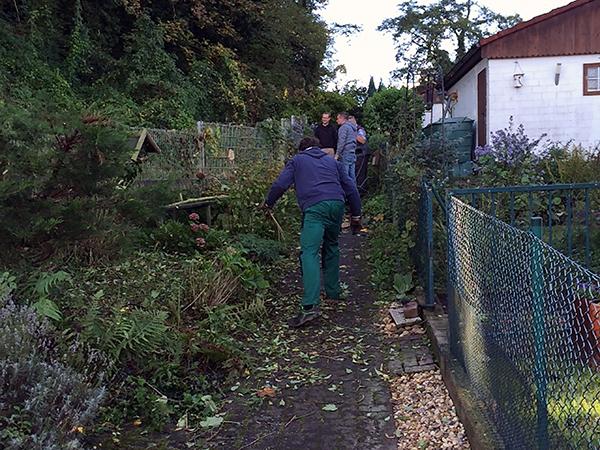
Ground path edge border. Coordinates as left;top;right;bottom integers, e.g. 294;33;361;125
424;308;505;450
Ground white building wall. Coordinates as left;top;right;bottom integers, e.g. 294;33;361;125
422;103;443;128
448;59;489;126
488;55;600;148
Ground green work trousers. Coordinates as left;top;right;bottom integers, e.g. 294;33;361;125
300;200;345;307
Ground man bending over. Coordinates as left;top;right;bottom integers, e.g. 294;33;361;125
263;137;361;327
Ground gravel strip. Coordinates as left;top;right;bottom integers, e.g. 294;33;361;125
389;345;470;449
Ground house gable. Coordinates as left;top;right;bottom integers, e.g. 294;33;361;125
481;0;600;59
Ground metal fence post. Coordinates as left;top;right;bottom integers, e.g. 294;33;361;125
446;193;460;362
426;183;435;307
531;217;549;450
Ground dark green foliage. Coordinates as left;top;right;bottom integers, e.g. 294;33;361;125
368;221;415;293
363;87;424;149
0;0;330;125
367;76;377;98
285;87;361;122
237;233;286;264
148;220;198;254
0;104;132;264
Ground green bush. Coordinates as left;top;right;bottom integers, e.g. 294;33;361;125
218;163;300;241
368;221;415;294
363;87;424;150
237;233;286;264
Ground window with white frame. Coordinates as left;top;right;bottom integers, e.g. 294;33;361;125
584;63;600;96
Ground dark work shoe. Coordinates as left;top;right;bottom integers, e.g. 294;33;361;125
288;307;321;328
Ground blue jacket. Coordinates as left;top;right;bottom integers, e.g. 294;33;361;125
336;121;357;162
265;147;361;216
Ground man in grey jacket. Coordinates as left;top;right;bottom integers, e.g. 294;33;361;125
336;112;357;184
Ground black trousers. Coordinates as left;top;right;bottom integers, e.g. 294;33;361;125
355;152;370;194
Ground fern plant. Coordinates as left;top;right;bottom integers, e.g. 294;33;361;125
26;271;72;321
82;307;169;363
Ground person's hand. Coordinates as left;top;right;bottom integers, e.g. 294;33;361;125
260;202;273;216
350;216;362;235
334;153;340;161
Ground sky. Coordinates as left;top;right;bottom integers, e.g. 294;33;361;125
319;0;573;88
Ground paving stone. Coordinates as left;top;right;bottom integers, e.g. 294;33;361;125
404;363;437;373
387;358;404;375
402;354;419;367
390;308;423;328
418;354;434;365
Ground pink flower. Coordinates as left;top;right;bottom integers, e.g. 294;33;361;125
190;223;201;233
189;213;200;222
199;223;210;232
195;237;206;248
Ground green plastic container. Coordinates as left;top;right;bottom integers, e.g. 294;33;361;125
423;117;475;176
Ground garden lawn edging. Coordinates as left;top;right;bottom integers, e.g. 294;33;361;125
424;308;504;450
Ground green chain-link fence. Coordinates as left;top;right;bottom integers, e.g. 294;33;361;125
447;195;600;449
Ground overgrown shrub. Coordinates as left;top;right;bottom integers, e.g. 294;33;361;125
363;87;424;150
54;248;269;430
218;163;300;240
368;221;415;294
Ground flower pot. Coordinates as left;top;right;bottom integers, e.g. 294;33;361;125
573;298;598;368
590;302;600;347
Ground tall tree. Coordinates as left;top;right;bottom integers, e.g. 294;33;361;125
367;76;376;98
379;0;520;76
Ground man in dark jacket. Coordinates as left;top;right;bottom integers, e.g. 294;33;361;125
264;137;361;327
314;112;337;157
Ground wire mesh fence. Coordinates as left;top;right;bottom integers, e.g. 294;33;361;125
414;181;600;313
449;184;600;272
133;128;201;191
447;195;600;449
131;117;307;193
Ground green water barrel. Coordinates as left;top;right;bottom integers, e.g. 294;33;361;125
423;117;475;176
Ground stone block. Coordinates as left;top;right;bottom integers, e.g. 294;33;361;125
403;301;419;319
389;308;422;328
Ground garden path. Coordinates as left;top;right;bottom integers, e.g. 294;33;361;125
193;231;469;450
200;231;398;449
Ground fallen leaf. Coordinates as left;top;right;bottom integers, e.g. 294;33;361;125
176;414;188;430
322;403;338;412
200;416;224;428
256;386;277;398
